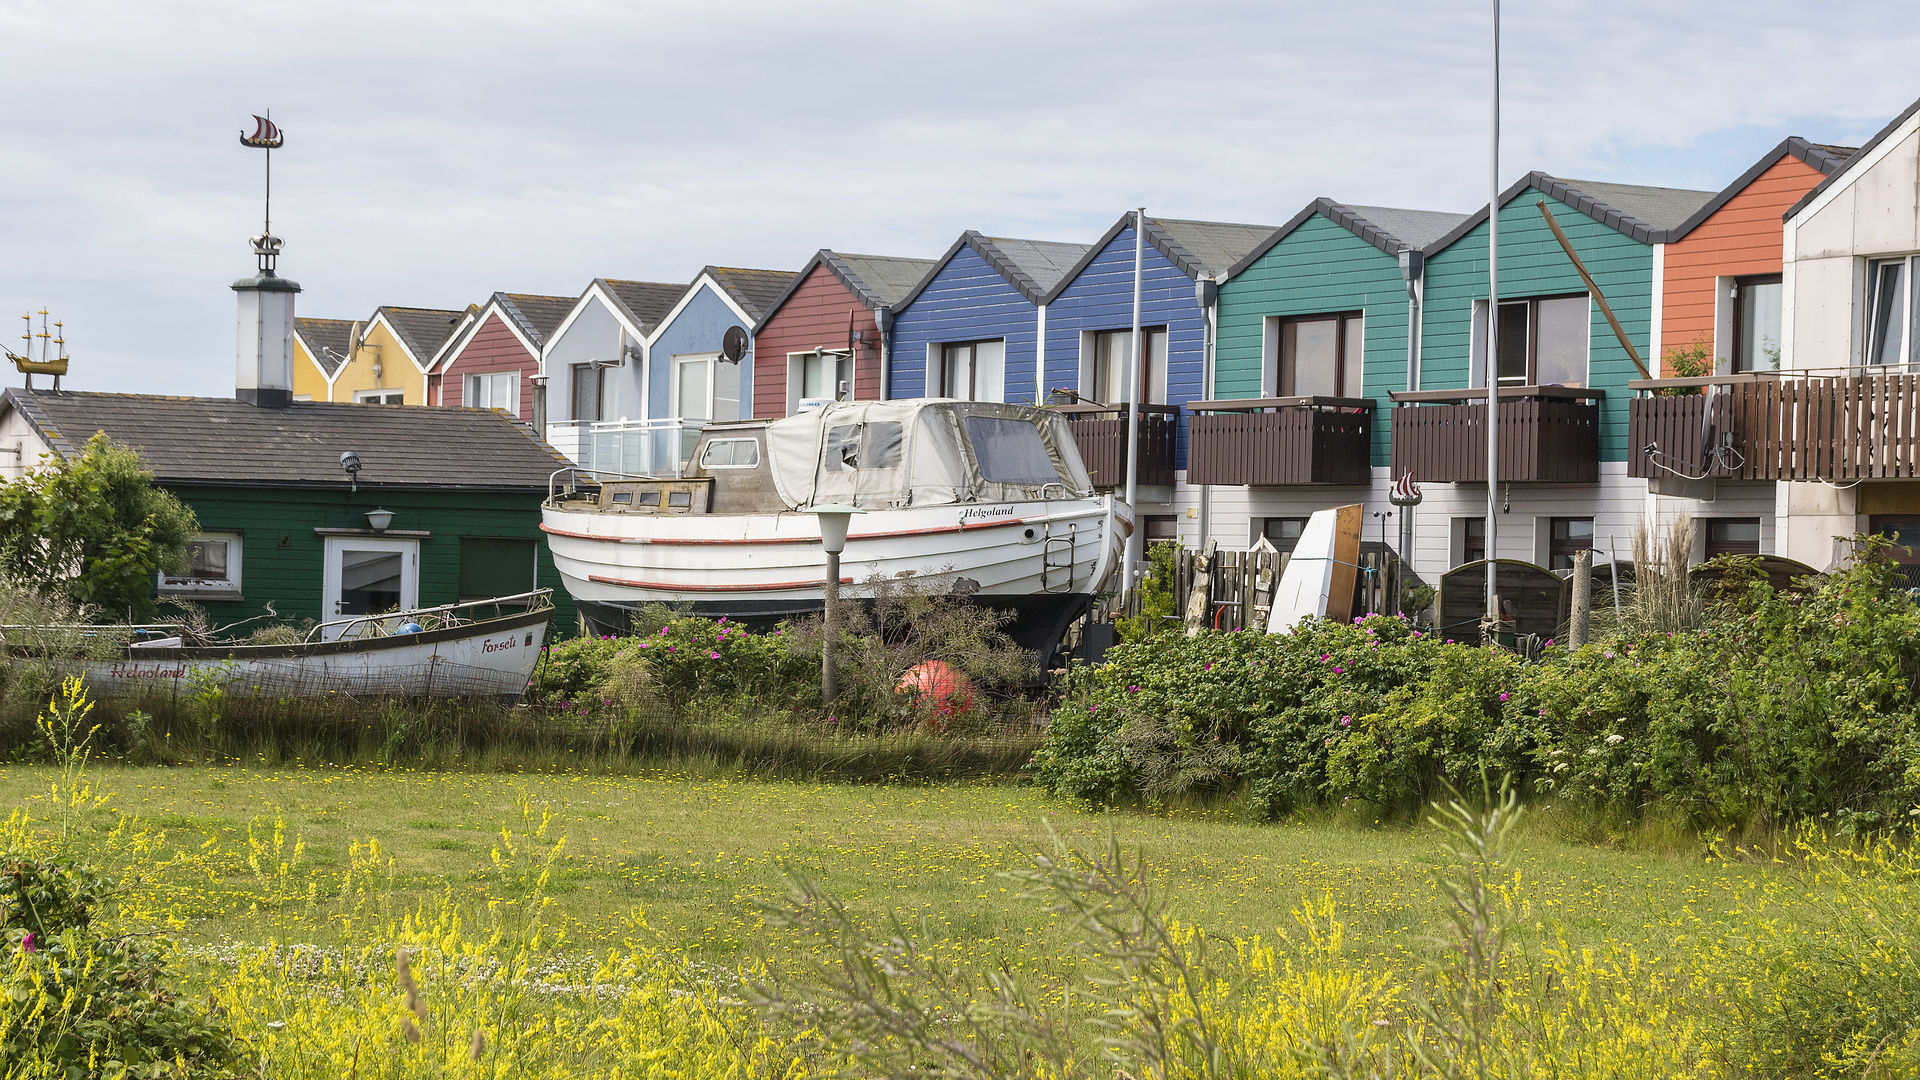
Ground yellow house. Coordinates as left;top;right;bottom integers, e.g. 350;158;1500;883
291;306;467;403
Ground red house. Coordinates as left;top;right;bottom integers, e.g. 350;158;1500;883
752;250;937;417
430;292;578;417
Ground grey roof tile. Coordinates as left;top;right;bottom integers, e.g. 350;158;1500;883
704;267;800;323
1148;218;1280;276
377;306;467;365
833;253;940;307
293;318;356;377
602;279;689;334
980;237;1092;296
6;389;568;490
498;293;576;345
1340;205;1471;250
1548;177;1717;233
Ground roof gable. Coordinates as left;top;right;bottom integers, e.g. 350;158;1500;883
2;389;568;490
1225;198;1469;277
370;306;466;370
895;231;1093;309
1422;171;1717;255
1786;96;1920;221
1665;137;1854;241
757;249;940;327
703;266;800;322
293;318;355;378
1040;212;1280;304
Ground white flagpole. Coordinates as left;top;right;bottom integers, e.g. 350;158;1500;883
1485;0;1502;635
1123;208;1145;597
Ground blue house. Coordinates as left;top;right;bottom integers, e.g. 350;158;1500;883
886;232;1090;405
1038;214;1276;529
646;266;799;422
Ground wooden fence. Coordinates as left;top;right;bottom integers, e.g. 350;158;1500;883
1120;544;1409;633
1629;373;1920;481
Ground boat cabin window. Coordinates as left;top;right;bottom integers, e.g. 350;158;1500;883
825;422;904;472
700;438;761;469
668;491;692;508
965;416;1059;485
639;491;660;506
611;491;634;504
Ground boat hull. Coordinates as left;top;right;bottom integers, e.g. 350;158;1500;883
71;608;552;699
542;497;1122;654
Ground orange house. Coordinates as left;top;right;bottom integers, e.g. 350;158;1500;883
1660;138;1854;375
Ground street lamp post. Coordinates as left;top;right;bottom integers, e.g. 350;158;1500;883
810;505;862;707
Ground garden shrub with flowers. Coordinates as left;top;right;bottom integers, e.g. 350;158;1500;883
1041;539;1920;831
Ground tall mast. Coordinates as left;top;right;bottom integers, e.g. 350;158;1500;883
1485;0;1502;636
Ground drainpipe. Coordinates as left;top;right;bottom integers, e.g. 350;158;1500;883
1034;303;1047;405
1398;248;1425;572
875;306;893;400
1196;275;1218;551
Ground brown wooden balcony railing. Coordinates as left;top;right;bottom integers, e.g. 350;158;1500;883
1184;396;1374;486
1059;403;1178;489
1628;371;1920;481
1387;386;1603;484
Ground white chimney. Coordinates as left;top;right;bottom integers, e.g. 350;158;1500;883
232;234;300;408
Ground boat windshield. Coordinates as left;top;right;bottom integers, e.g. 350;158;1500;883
766;400;1094;509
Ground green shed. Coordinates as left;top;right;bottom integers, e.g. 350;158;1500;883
0;389;578;634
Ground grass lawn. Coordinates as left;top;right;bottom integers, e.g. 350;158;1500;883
0;762;1800;986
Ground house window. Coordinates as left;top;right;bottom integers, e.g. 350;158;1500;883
1460;517;1486;565
1866;257;1920;367
159;532;243;597
1473;294;1589;387
571;363;604;422
793;352;848;405
1872;515;1920;588
354;389;404;405
1143;515;1178;545
1704;518;1761;558
1090;327;1168;405
1731;276;1782;373
1548;517;1594;571
674;353;739;421
459;537;536;602
1275;313;1363;397
1260;517;1308;554
464;371;519;416
938;340;1006;402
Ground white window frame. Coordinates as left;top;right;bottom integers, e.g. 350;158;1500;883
935;338;1006;402
159;532;244;597
354;389;405;405
673;352;739;421
320;536;420;633
1863;254;1920;369
463;370;520;416
788;351;847;412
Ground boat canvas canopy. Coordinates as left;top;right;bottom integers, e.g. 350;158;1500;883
766;399;1094;509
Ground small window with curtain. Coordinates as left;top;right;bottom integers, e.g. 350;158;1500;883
159;532;244;597
464;371;519;415
1090;327;1168;405
571;363;604;422
1274;313;1363;397
938;340;1006;402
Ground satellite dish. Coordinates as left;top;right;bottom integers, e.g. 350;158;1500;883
721;325;748;364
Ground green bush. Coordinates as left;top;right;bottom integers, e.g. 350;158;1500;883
525;633;630;707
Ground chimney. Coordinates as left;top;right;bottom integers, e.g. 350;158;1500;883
232;235;300;408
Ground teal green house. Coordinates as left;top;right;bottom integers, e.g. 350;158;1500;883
0;389;579;634
1193;199;1464;551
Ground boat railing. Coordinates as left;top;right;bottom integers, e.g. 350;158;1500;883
305;589;554;644
547;464;674;501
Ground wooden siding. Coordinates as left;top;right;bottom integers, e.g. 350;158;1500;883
440;312;536;416
1044;226;1204;468
752;265;882;418
1421;189;1653;462
1214;214;1412;468
890;244;1039;402
1662;155;1824;367
165;484;577;632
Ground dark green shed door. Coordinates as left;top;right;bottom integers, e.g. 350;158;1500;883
460;537;537;601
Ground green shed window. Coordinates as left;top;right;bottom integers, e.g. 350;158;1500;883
459;537;536;601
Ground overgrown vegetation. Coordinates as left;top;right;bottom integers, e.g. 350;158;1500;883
1040;537;1920;832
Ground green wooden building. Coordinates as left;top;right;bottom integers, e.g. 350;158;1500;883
0;389;577;633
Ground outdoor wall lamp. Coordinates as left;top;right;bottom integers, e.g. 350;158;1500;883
365;508;395;533
340;450;362;493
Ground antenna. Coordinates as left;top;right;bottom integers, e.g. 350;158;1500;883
239;111;286;273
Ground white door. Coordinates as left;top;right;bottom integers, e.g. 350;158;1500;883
322;536;420;637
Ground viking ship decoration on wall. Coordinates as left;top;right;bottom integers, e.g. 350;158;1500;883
7;310;70;390
239;112;285;272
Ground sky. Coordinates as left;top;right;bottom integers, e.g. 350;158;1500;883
2;0;1917;396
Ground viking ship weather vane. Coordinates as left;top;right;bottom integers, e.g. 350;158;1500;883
239;112;285;273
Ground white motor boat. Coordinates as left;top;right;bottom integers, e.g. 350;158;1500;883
540;400;1131;659
17;592;555;699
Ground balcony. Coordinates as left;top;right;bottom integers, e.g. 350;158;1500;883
1388;386;1602;484
1185;396;1374;486
1628;370;1920;481
546;418;708;477
1059;403;1177;490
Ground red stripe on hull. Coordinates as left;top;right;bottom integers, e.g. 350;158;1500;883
587;574;853;592
543;517;1029;545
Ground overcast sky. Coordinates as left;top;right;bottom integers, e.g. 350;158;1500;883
2;0;1916;396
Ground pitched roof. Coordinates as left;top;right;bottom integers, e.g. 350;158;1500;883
1666;136;1857;242
1422;171;1718;254
4;389;569;491
601;279;690;335
757;249;942;326
896;232;1094;308
1784;95;1920;220
1040;213;1280;304
375;306;467;367
703;267;800;322
497;293;576;345
1225;198;1470;277
293;318;356;378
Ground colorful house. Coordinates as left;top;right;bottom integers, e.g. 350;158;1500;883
1200;200;1466;551
752;250;938;418
540;278;689;461
1395;173;1715;576
291;317;355;402
1037;214;1276;535
325;306;467;406
885;232;1091;405
431;293;576;417
645;266;798;423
